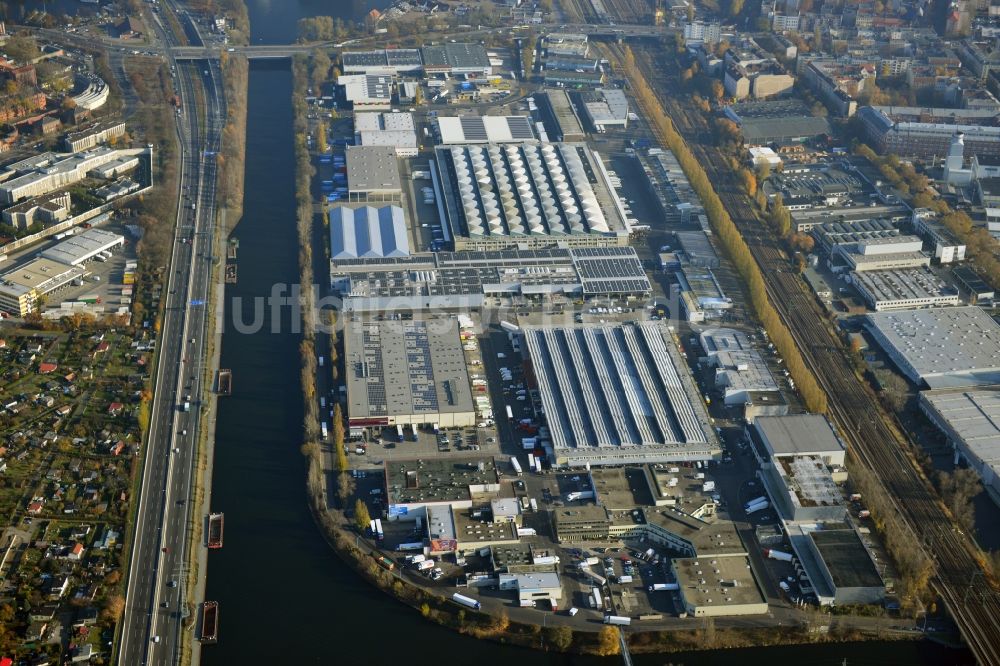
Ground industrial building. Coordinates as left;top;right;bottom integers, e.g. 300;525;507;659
798;529;884;605
421;43;492;75
341;49;423;75
384;456;501;512
952;266;995;305
543;33;590;58
0;147;130;204
698;328;787;420
791;205;911;233
581;88;629;130
747;414;847;467
826;233;926;273
524;322;719;467
435;115;536;144
848;268;960;311
344;318;477;432
920;388;1000;507
329;205;409;261
760;453;847;523
723;99;830;145
672;556;768;617
675;269;732;323
911;208;966;264
541;90;585;142
0;258;87;316
330;247;651;312
434;143;629;251
865;307;1000;388
345;146;402;201
336;74;393;110
858;106;1000;160
39;228;125;266
552;505;612;542
498;573;563;607
353;111;418;157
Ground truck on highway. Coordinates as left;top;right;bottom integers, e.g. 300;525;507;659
182;401;191;412
506;405;514;420
374;518;384;541
648;583;679;591
605;615;631;626
406;554;427;564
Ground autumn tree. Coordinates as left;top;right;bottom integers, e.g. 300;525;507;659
354;498;371;533
596;626;620;656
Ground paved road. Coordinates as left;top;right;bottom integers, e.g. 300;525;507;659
117;3;225;664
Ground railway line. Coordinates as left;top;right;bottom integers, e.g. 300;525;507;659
609;42;1000;665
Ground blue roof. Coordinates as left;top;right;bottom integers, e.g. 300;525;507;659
330;205;410;260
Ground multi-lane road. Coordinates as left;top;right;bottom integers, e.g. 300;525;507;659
118;4;225;665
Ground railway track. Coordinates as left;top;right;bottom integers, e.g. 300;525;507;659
609;42;1000;665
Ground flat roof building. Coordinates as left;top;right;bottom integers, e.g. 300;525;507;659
337;74;393;110
345;146;402;201
552;504;611;542
748;414;846;467
920;388;1000;507
848;268;960;311
436;115;535;144
524;322;719;467
760;454;847;523
344;318;476;430
422;43;492;75
699;328;785;417
331;247;650;312
435;142;629;251
329;205;409;261
0;258;87;316
804;529;884;605
673;556;768;617
39;228;125;266
354;111;417;157
62;119;126;153
581;88;629;130
498;572;563;605
385;456;501;511
341;49;422;75
865;307;1000;388
542;90;585;142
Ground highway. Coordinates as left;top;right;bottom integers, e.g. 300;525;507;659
609;43;1000;665
117;3;225;665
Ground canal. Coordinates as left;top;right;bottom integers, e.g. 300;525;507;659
180;2;966;665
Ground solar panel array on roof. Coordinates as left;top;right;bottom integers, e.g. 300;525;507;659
524;322;714;465
460;116;489;142
507;116;535;140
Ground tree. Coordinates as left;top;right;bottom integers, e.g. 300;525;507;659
311;49;332;90
336;471;355;506
4;35;40;64
354;498;371;533
740;169;757;197
596;626;620;656
101;595;125;625
547;625;573;650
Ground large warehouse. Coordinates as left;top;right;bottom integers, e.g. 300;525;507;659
920;388;1000;507
329;205;409;260
330;247;651;311
435;142;629;251
40;228;125;266
524;322;719;467
865;307;1000;388
344;318;476;432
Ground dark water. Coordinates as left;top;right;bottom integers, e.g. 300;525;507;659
0;0;107;21
244;0;393;44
